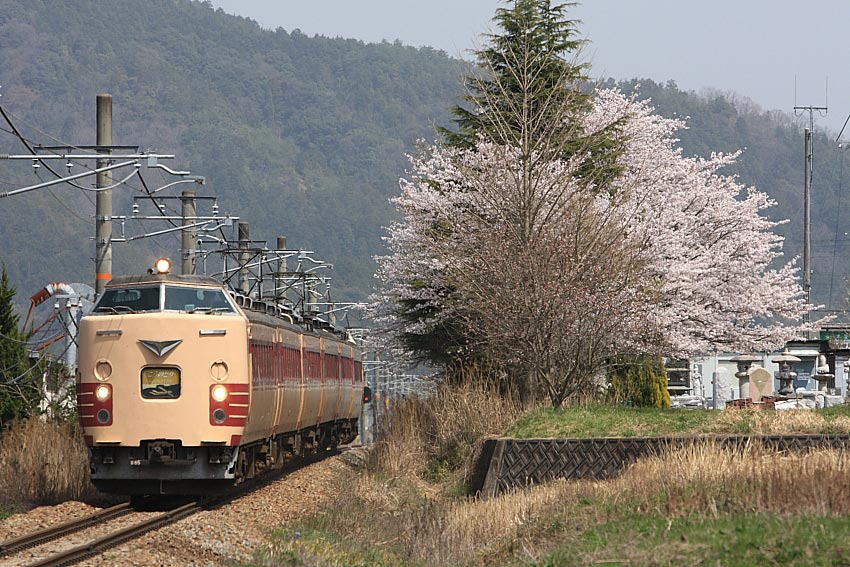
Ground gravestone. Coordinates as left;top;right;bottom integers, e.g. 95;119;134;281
749;367;773;402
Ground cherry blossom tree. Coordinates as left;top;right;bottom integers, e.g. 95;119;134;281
371;1;818;406
373;139;652;405
590;89;820;355
372;88;819;406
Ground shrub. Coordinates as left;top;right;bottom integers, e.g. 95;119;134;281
608;356;671;408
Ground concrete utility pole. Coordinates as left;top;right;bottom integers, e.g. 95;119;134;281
95;94;113;296
238;221;250;295
794;99;827;309
276;235;287;303
181;189;197;275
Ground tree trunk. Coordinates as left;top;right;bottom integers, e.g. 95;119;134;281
519;368;537;408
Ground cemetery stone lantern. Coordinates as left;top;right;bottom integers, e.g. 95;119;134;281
771;352;801;396
730;354;760;399
814;354;834;392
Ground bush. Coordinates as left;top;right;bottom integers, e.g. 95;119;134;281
608;356;671;408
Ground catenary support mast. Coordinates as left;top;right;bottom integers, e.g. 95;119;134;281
95;94;113;296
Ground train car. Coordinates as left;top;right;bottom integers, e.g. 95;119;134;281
77;258;362;495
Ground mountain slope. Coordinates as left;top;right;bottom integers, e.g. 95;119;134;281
0;0;464;302
0;1;847;319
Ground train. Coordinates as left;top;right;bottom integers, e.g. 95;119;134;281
76;258;363;495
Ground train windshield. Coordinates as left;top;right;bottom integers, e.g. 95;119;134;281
95;286;160;313
163;286;236;314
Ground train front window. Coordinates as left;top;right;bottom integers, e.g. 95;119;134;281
95;286;160;313
164;286;236;314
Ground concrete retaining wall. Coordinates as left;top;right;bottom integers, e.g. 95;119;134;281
470;435;850;499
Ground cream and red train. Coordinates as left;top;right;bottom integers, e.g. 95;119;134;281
76;260;362;495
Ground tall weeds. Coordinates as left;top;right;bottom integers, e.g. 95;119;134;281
616;441;850;517
370;379;523;483
0;418;92;506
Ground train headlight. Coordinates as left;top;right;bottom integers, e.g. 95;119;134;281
211;384;228;402
154;257;172;274
95;384;112;402
95;360;112;381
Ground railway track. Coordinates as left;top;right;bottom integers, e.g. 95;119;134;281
0;502;131;558
0;500;199;567
0;446;350;567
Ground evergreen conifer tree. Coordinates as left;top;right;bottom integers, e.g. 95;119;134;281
441;0;589;149
441;0;621;186
609;357;671;408
0;264;38;421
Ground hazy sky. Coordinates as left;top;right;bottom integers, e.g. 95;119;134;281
210;0;850;135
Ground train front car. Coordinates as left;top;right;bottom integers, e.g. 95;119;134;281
78;264;250;495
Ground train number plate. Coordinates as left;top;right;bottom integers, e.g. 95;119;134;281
141;367;181;399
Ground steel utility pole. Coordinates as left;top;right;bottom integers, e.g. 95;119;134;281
95;94;113;296
804;127;812;304
276;235;287;303
794;102;827;309
238;221;250;294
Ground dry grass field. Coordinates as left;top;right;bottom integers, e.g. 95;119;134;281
250;399;850;567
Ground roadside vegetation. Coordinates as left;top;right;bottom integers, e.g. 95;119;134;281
0;263;92;519
245;389;850;567
0;418;93;519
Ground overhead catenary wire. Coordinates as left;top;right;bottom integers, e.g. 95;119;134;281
1;104;206;253
1;105;177;204
0;105;101;193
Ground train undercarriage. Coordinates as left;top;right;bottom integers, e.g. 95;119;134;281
89;418;359;495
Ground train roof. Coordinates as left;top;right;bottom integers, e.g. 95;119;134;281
106;274;223;287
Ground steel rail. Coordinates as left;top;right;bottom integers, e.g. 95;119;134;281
24;501;201;567
9;446;350;566
0;502;131;557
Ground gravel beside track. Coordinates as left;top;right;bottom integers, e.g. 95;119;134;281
0;454;352;567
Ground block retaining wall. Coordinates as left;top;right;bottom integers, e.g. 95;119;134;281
470;435;850;499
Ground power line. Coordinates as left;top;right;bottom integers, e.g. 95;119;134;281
1;105;157;199
1;106;91;153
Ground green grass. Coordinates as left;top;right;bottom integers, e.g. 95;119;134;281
0;502;19;521
505;404;850;439
817;404;850;420
534;513;850;566
248;495;850;567
247;527;404;567
505;406;720;438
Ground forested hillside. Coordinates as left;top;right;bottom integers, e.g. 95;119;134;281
0;0;464;303
0;0;847;316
